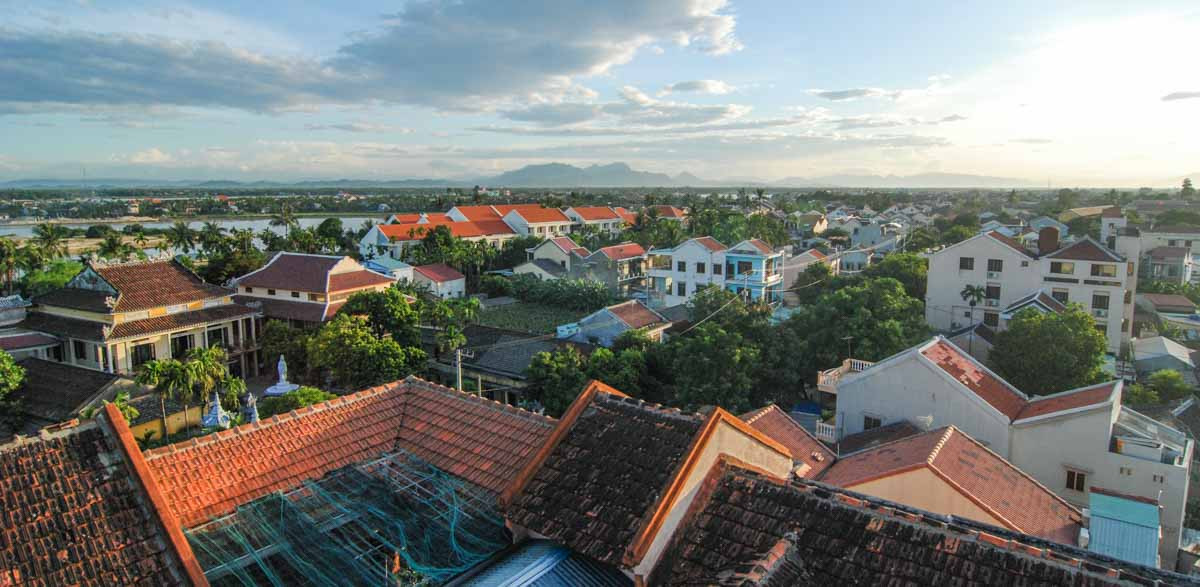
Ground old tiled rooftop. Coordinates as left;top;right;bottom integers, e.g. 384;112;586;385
237;252;342;292
608;300;666;330
819;426;1083;545
596;242;646;261
414;262;465;283
1045;237;1125;262
108;303;257;340
9;358;117;425
93;258;231;312
741;404;834;478
836;421;923;454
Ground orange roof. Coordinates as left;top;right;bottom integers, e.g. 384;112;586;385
921;339;1026;420
596;242;646;260
804;248;827;259
452;205;505;221
500;204;570;223
1101;206;1124;218
650;205;687;218
614;207;636;224
986;231;1036;258
819;426;1082;545
378;219;514;240
389;212;450;224
607;300;666;329
1014;381;1119;422
92;258;230;312
328;269;394;292
570;206;621;221
546;236;582;255
414;263;465;283
144;377;554;528
691;236;727;252
741;405;834;478
1045;238;1123;262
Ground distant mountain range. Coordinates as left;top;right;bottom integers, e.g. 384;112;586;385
0;163;1146;190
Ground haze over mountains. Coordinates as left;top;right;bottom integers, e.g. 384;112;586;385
1;162;1188;190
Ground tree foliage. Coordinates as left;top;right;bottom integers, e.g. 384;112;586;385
0;350;25;403
306;314;427;390
505;274;614;312
258;386;338;419
341;287;422;347
1144;369;1192;402
989;305;1107;396
861;253;928;300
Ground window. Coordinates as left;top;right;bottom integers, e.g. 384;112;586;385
1092;293;1109;310
207;328;226;348
987;259;1003;273
696;262;706;274
713;263;722;275
1050;261;1075;275
726;263;734;276
290;291;300;298
676;261;686;272
1091;264;1117;278
959;257;974;270
73;340;87;360
985;284;1000;300
131;343;155;367
1051;288;1069;304
1065;469;1086;492
267;289;276;296
171;334;194;359
676;282;686;296
1153;474;1165;484
308;293;324;301
864;415;882;430
737;261;753;276
983;312;999;327
1021;260;1030;267
1119;466;1132;476
244;287;254;293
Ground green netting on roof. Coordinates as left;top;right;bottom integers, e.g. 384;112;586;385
184;450;510;586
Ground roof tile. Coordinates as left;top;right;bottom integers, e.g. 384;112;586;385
741;405;834;478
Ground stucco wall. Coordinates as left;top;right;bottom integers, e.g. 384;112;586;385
847;467;1007;529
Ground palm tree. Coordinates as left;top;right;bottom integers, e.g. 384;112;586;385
97;233;130;261
198;222;226;255
166;222;195;254
959;284;986;354
0;238;18;294
133;231;149;249
17;243;46;277
134;360;191;440
185;346;229;426
230;229;255;254
270;204;298;238
31;223;69;259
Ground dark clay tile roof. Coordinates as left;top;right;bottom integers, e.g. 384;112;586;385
741;405;834;478
143;376;552;528
1045;237;1124;262
504;391;704;566
819;427;1083;545
0;419;196;586
9;358;118;423
986;230;1037;258
530;258;567;277
836;421;923;454
34;288;112;312
93;258;231;312
108;303;258;341
0;332;58;351
1005;290;1068;314
653;461;1180;586
1141;293;1196;312
238;252;342;292
19;311;107;341
235;295;327;323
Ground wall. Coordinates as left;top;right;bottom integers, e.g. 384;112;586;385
653;241;725;307
129;405;204;442
835;355;1012;456
529;240;572;269
847;467;1008;529
1037;255;1130;354
925;234;1041;333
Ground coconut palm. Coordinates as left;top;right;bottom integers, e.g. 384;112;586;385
270;204;298;238
198;222;227;255
230;229;255;254
185;346;229;422
17;243;46;277
166;221;195;254
31;223;69;259
0;238;18;294
959;284;986;354
134;359;191;440
97;233;132;261
133;231;149;249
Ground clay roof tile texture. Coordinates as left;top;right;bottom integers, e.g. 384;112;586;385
327;269;395;292
597;242;646;261
238;253;342;292
570;206;621;221
94;259;231;312
921;339;1027;420
692;236;727;252
414;263;465;283
607;300;666;329
741;405;835;478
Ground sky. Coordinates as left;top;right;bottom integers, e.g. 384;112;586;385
1;0;1198;185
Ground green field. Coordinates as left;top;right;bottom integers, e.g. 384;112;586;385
476;302;587;334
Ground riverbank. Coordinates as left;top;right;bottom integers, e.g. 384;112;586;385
10;234;169;256
0;211;385;227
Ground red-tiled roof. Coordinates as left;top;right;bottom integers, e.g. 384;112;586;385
108;303;258;340
746;238;773;254
1101;206;1124;218
1141;293;1196;312
596;242;645;260
607;300;666;329
236;295;327;323
93;259;230;312
502;204;570;224
650;205;686;218
804;248;827;259
413;263;465;283
1014;381;1118;422
238;252;342;292
819;426;1082;545
570;246;591;257
1045;237;1123;262
691;236;727;252
921;339;1027;420
546;236;582;255
379;219;514;240
327;269;394;292
570;206;621;221
144;377;554;528
0;332;58;351
614;206;636;224
451;205;504;221
986;230;1036;258
837;421;923;454
741;405;834;478
389;212;449;224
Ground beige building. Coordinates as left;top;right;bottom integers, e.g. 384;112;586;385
233;252;395;328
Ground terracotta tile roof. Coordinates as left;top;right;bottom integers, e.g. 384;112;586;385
0;332;58;351
238;252;341;292
986;230;1037;258
1102;206;1124;218
452;205;504;221
1141;293;1196;313
1148;246;1190;260
546;236;582;255
570;206;621;221
236;295;327;323
614;206;636;224
804;248;827;259
108;303;258;340
819;426;1083;544
1045;237;1123;262
691;236;727;252
20;311;107;341
143;377;551;528
327;269;394;292
607;300;666;329
414;263;465;283
746;238;774;254
93;259;231;312
0;419;196;585
379;219;515;240
653;461;1170;586
921;339;1028;420
740;405;834;478
836;421;923;454
1014;381;1119;422
504;391;704;566
497;203;570;224
596;241;645;261
34;287;112;312
649;205;686;218
9;358;118;423
388;212;449;223
571;246;591;257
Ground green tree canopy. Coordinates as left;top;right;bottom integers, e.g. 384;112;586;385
526;346;590;417
259;386;338;419
341;287;422;347
1144;369;1192;402
862;253;928;300
988;305;1108;396
940;225;975;245
666;322;760;413
0;350;25;404
306;314;427;390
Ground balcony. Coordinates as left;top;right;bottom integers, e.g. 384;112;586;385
817;358;875;393
815;420;837;443
1112;407;1190;466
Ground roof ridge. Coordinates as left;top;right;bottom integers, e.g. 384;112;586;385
403;375;556;425
1023;379;1119;402
741;404;777;425
926;426;955;463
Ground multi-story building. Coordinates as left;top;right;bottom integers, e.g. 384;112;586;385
413;263;466;299
723;239;784;303
448;204;573;237
569;242;647;298
1142;246;1194;284
1136;225;1200;285
925;228;1138;354
819;336;1192;567
232;253;395;328
513;237;589;281
21;258;262;377
358;217;516;264
564;206;632;235
646;236;727;307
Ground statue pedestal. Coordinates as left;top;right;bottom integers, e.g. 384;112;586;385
263;382;300;397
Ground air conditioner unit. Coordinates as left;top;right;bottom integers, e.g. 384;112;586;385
985;299;999;307
1093;309;1109;318
987;271;1001;279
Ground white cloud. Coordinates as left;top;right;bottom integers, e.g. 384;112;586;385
304;122;413;133
127;148;174;164
1162;91;1200;102
658;79;735;96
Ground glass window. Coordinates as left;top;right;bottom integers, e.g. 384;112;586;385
1050;261;1075;274
737;261;753;276
713;263;722;275
1090;264;1117;277
207;328;226;348
985;284;1000;300
987;259;1003;272
290;291;300;298
171;334;194;359
73;340;87;360
676;282;686;296
676;261;686;272
695;262;705;274
244;287;254;293
1066;470;1086;492
1092;293;1109;309
131;343;155;367
864;415;882;430
983;312;999;327
267;289;276;296
1051;289;1069;304
959;257;974;270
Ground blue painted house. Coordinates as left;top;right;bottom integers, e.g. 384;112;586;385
723;239;783;302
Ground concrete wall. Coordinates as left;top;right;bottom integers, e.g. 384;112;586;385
649;241;726;307
847;467;1008;529
925;234;1041;333
129;405;204;442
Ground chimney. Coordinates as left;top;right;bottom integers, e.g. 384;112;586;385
1038;226;1059;256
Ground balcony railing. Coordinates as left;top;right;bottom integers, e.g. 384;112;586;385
816;358;875;393
815;421;837;443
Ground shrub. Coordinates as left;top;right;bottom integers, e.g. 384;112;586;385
258;386;337;419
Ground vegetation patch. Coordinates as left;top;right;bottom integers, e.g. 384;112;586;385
476;302;587;334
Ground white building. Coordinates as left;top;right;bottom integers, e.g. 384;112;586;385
564;206;632;235
820;336;1192;567
925;229;1139;354
447;204;573;237
646;237;727;307
358;218;516;264
412;264;466;299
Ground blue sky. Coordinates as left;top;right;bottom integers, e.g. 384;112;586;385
1;0;1197;185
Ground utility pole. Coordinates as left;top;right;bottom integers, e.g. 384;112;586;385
454;347;474;392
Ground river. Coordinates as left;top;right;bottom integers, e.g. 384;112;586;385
0;216;387;239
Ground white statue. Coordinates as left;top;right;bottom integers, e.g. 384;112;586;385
277;355;288;383
264;354;300;397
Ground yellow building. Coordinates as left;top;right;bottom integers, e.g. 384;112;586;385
21;257;262;378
